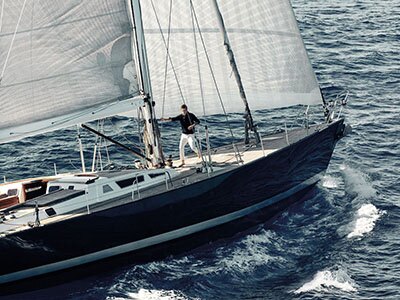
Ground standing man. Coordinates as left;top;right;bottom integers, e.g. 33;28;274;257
161;104;200;166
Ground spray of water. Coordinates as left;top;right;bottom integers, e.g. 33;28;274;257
125;289;195;300
340;165;385;238
347;203;385;238
294;268;357;294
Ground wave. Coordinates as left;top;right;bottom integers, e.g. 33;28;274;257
338;165;384;238
106;289;194;300
294;268;357;294
126;289;194;300
340;165;376;199
321;175;340;189
216;229;284;273
347;203;385;238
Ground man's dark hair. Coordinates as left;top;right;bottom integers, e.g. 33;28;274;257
181;104;188;110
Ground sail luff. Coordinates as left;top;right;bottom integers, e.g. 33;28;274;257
129;0;164;166
128;0;151;96
210;0;259;143
287;1;324;106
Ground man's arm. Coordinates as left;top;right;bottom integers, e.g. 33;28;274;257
171;115;181;122
190;113;200;125
160;115;181;122
187;113;200;131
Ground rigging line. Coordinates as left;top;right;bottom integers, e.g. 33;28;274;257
189;1;236;143
0;0;4;33
189;1;211;169
68;159;81;172
92;120;101;172
190;3;206;119
0;0;28;83
106;118;143;152
161;0;173;118
100;119;111;165
149;0;186;104
81;123;151;162
29;0;35;104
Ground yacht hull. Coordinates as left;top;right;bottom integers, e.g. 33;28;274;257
0;119;345;288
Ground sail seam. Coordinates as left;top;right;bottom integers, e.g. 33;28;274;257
0;64;122;89
0;10;126;38
143;28;299;38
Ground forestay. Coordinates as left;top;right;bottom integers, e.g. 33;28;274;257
140;0;323;117
0;0;141;143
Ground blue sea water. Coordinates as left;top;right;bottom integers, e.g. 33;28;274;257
1;0;399;299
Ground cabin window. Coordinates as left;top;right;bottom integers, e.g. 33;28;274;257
149;173;164;179
68;186;74;190
48;186;60;193
45;208;57;217
116;176;144;188
102;184;113;193
7;189;17;196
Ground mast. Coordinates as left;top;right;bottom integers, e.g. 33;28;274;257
210;0;260;144
128;0;164;167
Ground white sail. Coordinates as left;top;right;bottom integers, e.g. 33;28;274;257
140;0;322;117
0;0;141;143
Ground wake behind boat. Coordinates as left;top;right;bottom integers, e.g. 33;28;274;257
0;0;348;289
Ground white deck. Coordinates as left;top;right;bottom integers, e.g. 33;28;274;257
174;148;277;171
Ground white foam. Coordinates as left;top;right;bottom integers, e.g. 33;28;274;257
347;203;385;238
321;175;339;189
294;269;357;294
217;230;283;273
115;289;194;300
341;165;376;199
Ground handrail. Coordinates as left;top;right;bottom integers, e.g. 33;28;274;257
325;90;350;122
164;170;173;191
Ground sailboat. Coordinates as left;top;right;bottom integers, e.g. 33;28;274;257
0;0;348;287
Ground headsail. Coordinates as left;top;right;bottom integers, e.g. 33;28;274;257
0;0;142;143
140;0;322;117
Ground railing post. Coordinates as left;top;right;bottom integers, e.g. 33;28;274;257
77;125;86;173
135;174;140;199
284;123;290;145
85;187;90;214
205;125;213;175
165;171;169;191
305;105;310;135
260;132;265;156
91;143;97;172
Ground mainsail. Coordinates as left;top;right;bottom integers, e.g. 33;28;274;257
140;0;323;117
0;0;142;143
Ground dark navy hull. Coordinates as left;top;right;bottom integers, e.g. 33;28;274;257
0;119;345;289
